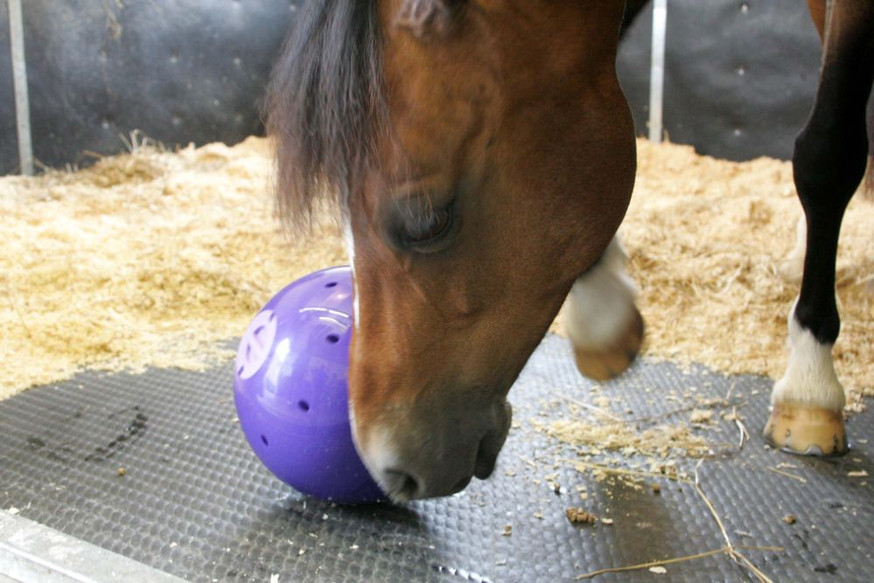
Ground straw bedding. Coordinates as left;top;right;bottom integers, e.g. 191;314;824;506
618;141;872;409
1;137;871;405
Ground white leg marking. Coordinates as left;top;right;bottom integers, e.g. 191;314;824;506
564;237;638;350
772;298;845;411
779;215;806;284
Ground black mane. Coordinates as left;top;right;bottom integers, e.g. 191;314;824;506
265;1;385;232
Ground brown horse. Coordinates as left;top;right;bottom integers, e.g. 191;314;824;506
266;0;874;501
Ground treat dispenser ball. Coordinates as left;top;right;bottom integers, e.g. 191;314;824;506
233;266;384;504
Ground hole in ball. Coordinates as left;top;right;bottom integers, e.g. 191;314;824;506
298;400;310;412
260;434;268;446
325;281;337;288
326;334;340;344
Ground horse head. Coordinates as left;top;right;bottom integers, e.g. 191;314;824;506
267;0;636;501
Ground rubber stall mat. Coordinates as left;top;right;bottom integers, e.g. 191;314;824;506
1;334;872;582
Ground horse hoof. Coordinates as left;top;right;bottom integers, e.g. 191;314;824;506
573;309;644;381
763;403;848;456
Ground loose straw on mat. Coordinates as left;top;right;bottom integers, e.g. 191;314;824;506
575;461;783;581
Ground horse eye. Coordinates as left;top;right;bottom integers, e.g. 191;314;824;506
403;206;453;246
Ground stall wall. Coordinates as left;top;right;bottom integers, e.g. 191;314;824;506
618;0;822;161
1;0;826;174
0;0;297;173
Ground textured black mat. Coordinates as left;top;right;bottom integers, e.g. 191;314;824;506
1;334;872;582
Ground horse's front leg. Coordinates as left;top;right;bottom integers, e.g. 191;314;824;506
564;237;644;381
764;0;874;456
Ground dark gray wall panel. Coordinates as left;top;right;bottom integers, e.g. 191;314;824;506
618;0;822;161
17;0;297;170
0;1;829;173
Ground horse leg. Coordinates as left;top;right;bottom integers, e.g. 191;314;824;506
564;237;644;381
764;1;874;456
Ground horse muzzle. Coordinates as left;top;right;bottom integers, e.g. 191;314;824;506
352;395;512;502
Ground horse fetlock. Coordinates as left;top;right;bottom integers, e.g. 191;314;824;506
763;402;847;456
565;237;643;382
572;307;644;381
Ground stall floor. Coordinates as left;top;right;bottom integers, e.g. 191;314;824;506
1;335;871;582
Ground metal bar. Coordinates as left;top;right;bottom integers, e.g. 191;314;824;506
648;0;668;143
8;0;34;176
0;511;187;583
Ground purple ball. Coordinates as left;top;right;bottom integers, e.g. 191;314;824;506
233;266;384;504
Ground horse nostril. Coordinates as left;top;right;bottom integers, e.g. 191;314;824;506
384;469;419;500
